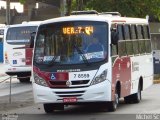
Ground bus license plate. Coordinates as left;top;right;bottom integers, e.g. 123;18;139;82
63;97;77;103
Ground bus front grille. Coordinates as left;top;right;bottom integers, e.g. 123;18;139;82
49;80;90;88
54;90;86;98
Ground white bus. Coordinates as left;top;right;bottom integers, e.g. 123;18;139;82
3;21;41;82
32;12;153;113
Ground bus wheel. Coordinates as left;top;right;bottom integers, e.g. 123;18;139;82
44;103;54;113
124;95;132;104
108;90;119;112
124;83;141;103
43;104;64;113
132;84;141;103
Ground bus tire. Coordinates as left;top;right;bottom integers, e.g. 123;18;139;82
108;90;119;112
43;103;64;113
124;83;141;103
43;103;54;113
132;84;141;103
124;95;132;104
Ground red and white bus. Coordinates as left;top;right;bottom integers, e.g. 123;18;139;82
32;12;153;113
3;21;41;82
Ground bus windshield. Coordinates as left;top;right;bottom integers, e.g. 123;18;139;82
34;21;108;65
6;26;37;45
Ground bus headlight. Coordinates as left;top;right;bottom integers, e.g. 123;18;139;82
91;70;107;85
34;73;48;87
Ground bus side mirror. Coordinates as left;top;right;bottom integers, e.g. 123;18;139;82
111;30;119;45
30;32;36;48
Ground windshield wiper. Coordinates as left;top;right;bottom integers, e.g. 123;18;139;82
45;56;58;66
74;44;90;66
34;56;58;66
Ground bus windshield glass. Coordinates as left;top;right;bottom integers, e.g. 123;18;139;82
6;26;37;45
34;21;108;65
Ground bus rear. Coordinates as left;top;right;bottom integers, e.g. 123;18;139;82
4;22;40;82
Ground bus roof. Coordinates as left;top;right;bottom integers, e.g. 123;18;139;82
7;21;41;28
0;24;5;28
40;14;148;25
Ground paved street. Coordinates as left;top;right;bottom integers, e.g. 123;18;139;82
0;63;160;120
0;63;6;77
0;63;32;97
1;84;160;114
0;84;159;120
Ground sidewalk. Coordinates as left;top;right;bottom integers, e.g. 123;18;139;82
154;74;160;84
153;79;160;84
0;91;34;113
0;63;7;76
0;63;9;82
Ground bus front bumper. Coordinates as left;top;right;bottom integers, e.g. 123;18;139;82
32;80;112;104
4;64;31;76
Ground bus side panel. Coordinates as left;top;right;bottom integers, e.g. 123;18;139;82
112;56;131;100
25;48;33;65
130;54;153;94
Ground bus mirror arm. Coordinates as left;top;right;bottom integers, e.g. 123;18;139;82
30;32;36;48
111;29;119;45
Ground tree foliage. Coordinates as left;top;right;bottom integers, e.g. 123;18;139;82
19;0;26;4
18;0;160;21
85;0;160;21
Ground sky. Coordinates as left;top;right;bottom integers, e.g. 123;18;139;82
0;0;23;13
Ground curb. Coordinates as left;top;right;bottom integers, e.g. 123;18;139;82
0;74;7;77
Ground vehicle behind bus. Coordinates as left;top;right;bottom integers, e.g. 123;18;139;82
3;21;40;82
32;12;153;113
151;33;160;74
0;24;5;62
0;24;5;42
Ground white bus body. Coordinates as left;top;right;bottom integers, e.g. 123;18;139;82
32;13;153;112
4;21;41;82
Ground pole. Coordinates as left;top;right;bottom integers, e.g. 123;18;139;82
60;0;66;16
9;76;12;103
6;0;10;25
66;0;71;16
77;0;83;11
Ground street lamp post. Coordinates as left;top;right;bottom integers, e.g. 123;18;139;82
6;0;10;25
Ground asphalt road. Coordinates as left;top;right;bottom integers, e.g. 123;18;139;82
0;63;32;97
0;84;160;120
0;63;160;120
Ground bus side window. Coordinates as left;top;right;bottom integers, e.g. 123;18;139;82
111;24;118;56
143;25;150;39
143;25;151;53
117;24;127;57
111;44;118;56
124;24;133;55
137;25;145;54
137;25;143;39
131;25;139;55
